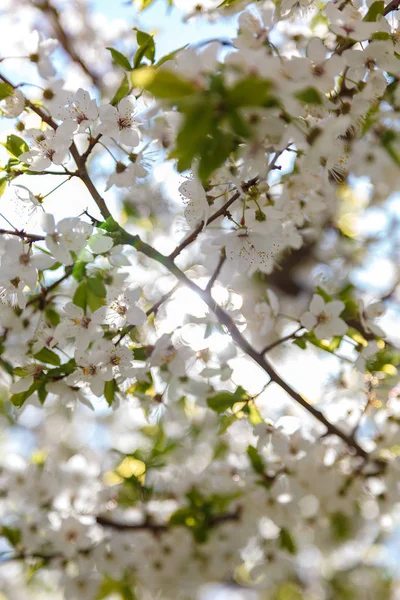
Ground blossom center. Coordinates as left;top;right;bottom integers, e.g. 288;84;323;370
19;253;31;266
117;116;132;130
111;301;127;316
82;365;97;376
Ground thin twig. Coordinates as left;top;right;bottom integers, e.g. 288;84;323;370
115;282;181;345
168;177;259;261
26;266;73;307
97;507;241;532
34;0;102;88
0;228;44;242
260;326;303;355
119;228;371;461
205;252;226;292
335;0;400;55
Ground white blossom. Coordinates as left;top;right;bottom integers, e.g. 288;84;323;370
54;88;99;132
26;30;58;79
41;214;92;264
104;287;146;329
98;96;141;147
20;122;76;171
0;88;25;118
300;295;347;339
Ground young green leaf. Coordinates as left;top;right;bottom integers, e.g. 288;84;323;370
106;47;132;71
1;134;29;159
131;68;195;99
133;30;156;68
34;347;61;367
295;87;323;105
0;177;7;197
207;386;247;413
73;281;87;311
111;74;130;106
0;82;13;100
363;0;384;21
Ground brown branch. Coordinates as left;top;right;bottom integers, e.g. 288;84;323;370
6;61;370;460
81;134;102;163
58;150;372;459
335;0;400;56
0;228;44;242
26;265;73;308
118;229;370;460
168;177;259;261
0;72;81;169
205;252;226;292
96;515;168;533
76;164;112;220
116;282;180;345
34;0;102;88
97;507;241;532
260;326;303;355
0;73;111;220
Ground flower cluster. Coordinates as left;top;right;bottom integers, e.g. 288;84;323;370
0;0;399;598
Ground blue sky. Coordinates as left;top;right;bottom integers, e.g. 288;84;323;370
94;0;237;56
99;0;236;56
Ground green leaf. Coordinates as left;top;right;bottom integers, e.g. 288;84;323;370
279;527;297;554
106;47;132;71
169;101;214;172
228;109;250;138
131;67;195;99
371;31;391;40
228;76;273;107
87;276;107;298
132;347;148;361
219;413;238;434
0;82;13;101
47;359;76;378
38;382;48;404
111;74;130;107
315;286;332;302
0;177;7;197
248;403;263;425
207;386;247;413
34;347;60;367
156;45;188;67
87;288;106;312
295;87;323;105
14;367;31;377
104;379;119;406
134;29;156;68
198;131;234;182
169;506;196;526
293;337;307;350
363;0;384;21
207;392;237;413
45;308;60;327
0;357;14;377
247;445;264;474
73;281;87;311
330;512;352;541
381;130;400;167
1;526;21;547
2;134;29;159
72;261;87;280
10;381;39;407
